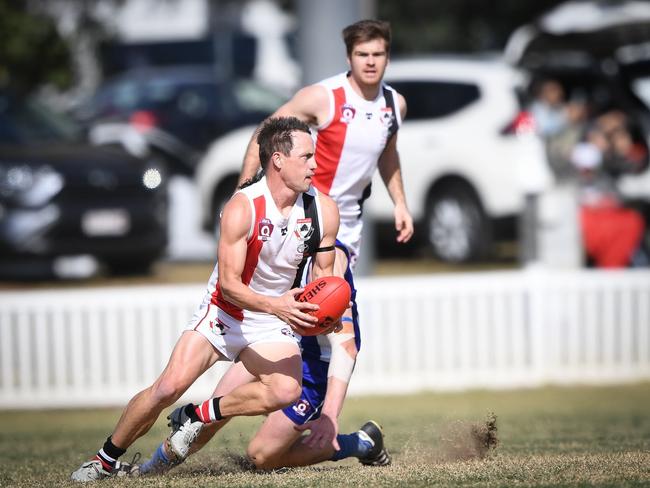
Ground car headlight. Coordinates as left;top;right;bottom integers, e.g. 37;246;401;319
142;167;163;190
0;164;64;207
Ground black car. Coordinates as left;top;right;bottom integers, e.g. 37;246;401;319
74;65;287;175
0;89;168;279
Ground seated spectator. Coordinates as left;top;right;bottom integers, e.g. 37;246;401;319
529;79;569;138
595;109;648;176
546;96;590;179
571;139;646;268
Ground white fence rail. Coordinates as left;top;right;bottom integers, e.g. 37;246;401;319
0;269;649;409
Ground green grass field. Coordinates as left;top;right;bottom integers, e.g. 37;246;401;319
1;383;649;487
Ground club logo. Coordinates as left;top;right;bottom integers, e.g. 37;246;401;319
294;218;314;241
340;103;356;124
209;319;229;336
380;107;394;128
281;327;295;338
291;398;312;417
258;218;274;241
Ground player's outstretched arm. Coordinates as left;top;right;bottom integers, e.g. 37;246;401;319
239;85;330;186
217;194;318;329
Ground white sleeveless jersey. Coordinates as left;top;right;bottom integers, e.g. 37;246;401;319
312;72;401;259
200;177;324;327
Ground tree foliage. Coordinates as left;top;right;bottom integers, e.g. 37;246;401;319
0;0;72;92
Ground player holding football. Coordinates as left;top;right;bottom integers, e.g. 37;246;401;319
71;117;347;482
135;19;411;474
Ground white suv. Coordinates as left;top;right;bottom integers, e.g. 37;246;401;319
195;57;553;262
369;57;552;262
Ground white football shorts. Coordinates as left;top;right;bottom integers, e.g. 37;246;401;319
185;303;300;361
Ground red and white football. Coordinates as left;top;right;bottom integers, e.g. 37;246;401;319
296;276;351;336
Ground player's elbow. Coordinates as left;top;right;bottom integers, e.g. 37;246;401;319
218;278;239;304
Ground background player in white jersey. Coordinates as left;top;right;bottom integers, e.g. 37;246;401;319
135;19;410;474
70;116;340;482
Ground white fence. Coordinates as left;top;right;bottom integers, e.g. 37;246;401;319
0;268;649;409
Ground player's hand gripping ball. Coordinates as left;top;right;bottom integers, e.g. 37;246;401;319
297;276;351;336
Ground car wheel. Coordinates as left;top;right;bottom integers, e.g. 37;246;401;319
105;256;156;276
426;184;491;262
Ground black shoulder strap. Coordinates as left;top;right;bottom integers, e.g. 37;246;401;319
291;192;322;288
382;86;399;141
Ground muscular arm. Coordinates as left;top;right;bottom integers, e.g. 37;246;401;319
239;85;330;186
217;194;318;328
310;193;339;279
378;93;414;243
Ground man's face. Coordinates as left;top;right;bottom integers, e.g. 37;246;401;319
347;38;389;86
279;131;316;193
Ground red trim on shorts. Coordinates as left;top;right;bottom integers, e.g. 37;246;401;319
313;86;348;194
214;196;265;321
193;304;211;331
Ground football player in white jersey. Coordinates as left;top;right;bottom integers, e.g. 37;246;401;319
135;19;408;475
70;117;341;482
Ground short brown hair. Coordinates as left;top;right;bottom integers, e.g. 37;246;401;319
257;116;311;170
342;19;391;57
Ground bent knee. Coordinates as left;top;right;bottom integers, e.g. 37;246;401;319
246;442;281;470
151;376;189;406
266;377;301;410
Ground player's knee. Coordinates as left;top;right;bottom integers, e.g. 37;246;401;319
266;376;301;410
246;441;266;468
246;440;278;470
151;376;186;406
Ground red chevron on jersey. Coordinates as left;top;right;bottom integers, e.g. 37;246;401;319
213;195;265;320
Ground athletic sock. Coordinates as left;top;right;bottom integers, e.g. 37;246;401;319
194;396;223;423
330;431;373;461
139;442;173;475
95;436;126;471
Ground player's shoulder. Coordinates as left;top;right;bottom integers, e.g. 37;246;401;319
314;188;339;217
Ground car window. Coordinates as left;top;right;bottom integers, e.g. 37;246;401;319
0;93;81;144
231;80;287;114
387;80;480;120
175;83;222;118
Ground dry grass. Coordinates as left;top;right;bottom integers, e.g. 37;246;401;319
1;384;649;487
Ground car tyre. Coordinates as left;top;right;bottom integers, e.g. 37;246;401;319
426;184;492;262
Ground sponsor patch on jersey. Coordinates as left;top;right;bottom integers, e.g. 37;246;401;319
380;107;394;128
294;218;314;241
340;103;356;124
291;398;312;417
257;218;274;241
297;243;309;254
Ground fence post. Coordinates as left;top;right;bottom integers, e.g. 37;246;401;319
526;266;548;384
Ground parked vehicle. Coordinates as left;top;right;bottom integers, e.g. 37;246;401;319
0;88;168;278
74;65;287;175
195;57;552;262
